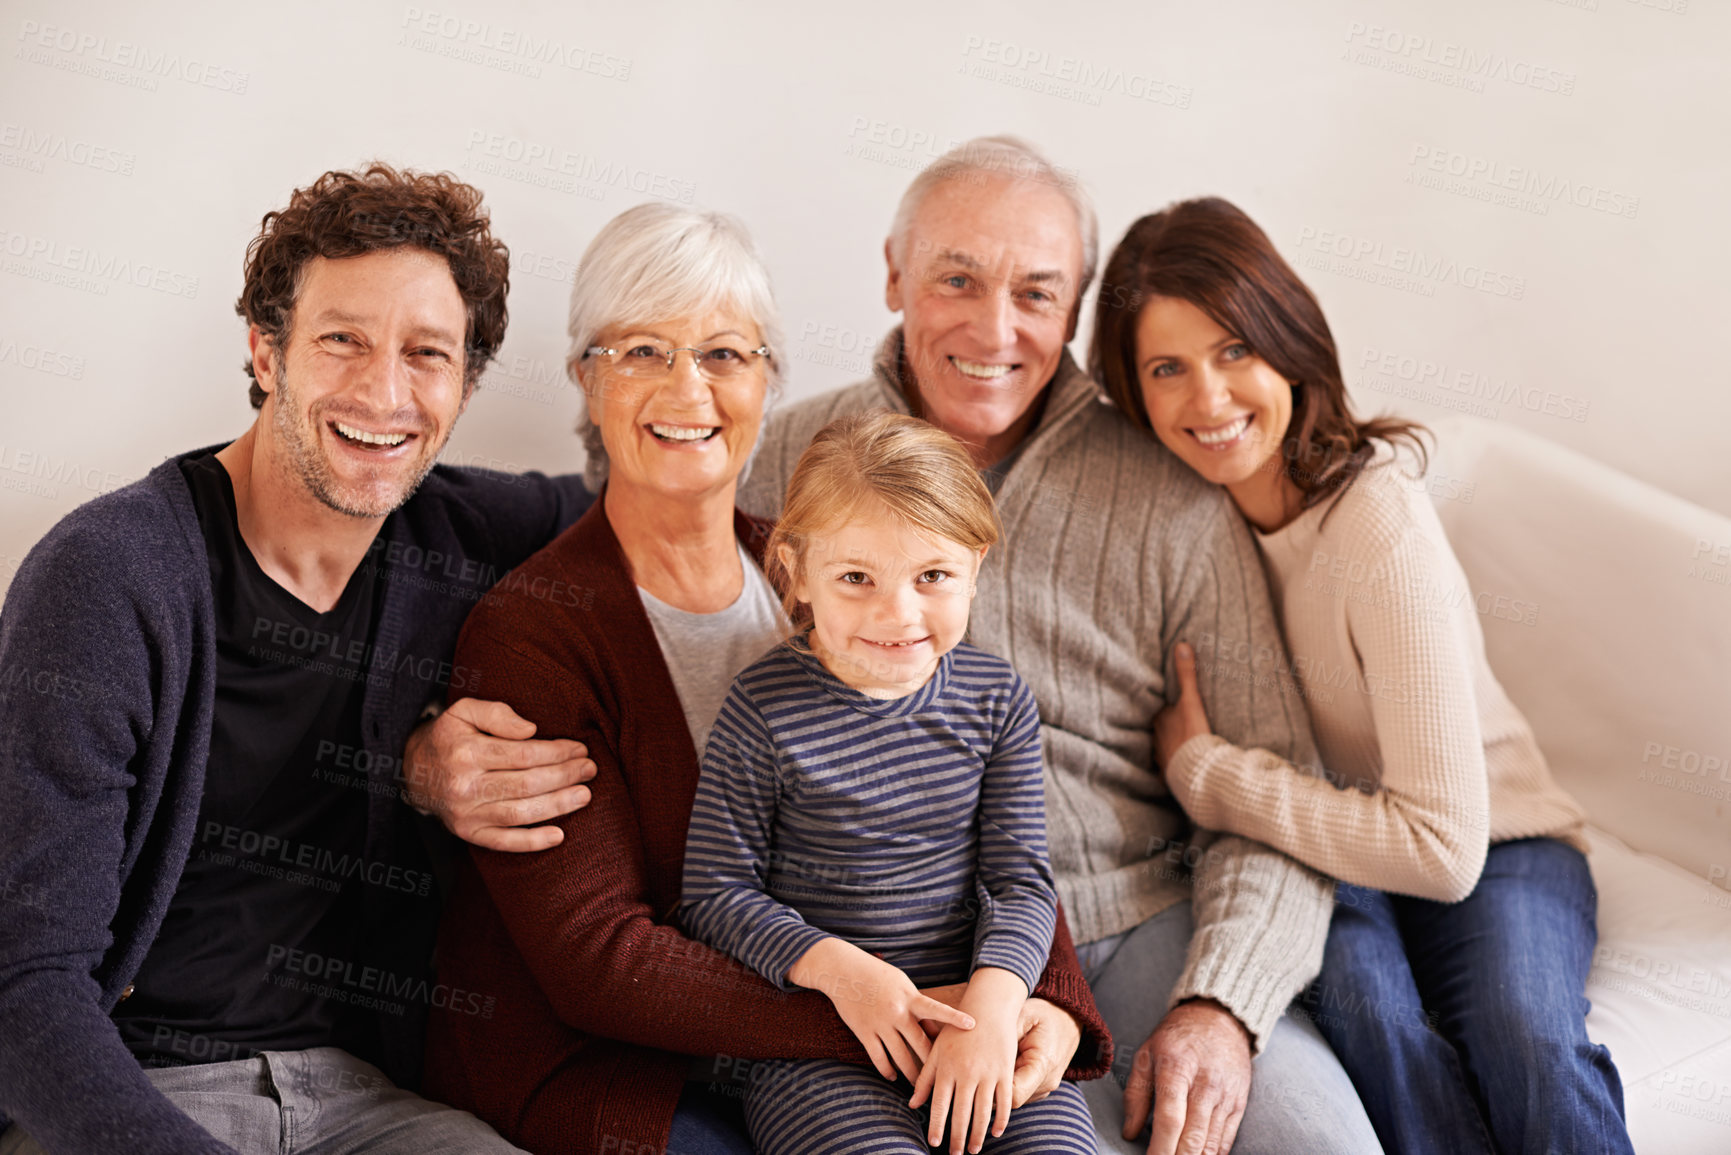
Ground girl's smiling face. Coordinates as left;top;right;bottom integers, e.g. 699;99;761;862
783;503;986;699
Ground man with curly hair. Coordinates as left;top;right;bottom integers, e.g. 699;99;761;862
0;164;594;1154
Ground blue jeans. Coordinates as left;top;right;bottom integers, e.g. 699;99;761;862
668;1078;755;1155
1312;838;1633;1155
1075;901;1383;1155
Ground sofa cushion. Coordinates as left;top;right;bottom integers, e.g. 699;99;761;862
1423;417;1731;885
1417;418;1731;1152
1585;826;1731;1153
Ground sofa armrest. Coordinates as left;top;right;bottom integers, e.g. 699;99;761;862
1423;417;1731;885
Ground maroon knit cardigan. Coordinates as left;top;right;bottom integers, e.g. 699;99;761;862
423;498;1111;1154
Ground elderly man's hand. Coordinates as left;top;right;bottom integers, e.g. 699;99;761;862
1123;998;1252;1155
403;698;596;851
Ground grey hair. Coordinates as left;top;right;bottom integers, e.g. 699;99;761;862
566;202;785;491
888;134;1099;296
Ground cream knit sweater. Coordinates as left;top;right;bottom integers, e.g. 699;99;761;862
738;330;1335;1051
1166;454;1589;904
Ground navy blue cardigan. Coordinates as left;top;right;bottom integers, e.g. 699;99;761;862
0;447;590;1154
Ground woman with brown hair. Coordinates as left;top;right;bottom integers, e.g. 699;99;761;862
1088;196;1633;1155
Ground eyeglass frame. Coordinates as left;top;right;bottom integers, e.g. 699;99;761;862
580;339;772;378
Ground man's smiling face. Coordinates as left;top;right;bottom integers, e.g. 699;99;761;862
885;172;1084;466
254;247;469;519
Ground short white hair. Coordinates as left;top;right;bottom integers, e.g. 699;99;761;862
565;202;784;491
889;134;1098;295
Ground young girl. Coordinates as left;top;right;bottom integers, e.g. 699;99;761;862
679;410;1098;1155
1087;196;1634;1155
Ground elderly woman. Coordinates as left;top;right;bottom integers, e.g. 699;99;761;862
421;203;1109;1154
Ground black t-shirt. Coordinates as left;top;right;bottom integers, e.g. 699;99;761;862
115;455;386;1067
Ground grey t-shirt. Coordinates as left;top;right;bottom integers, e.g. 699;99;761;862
638;542;788;757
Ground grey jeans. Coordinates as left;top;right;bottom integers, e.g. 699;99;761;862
0;1046;525;1155
1074;902;1384;1155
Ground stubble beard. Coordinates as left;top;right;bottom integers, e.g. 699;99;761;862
270;362;443;519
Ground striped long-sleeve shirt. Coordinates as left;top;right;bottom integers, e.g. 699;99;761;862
738;331;1337;1052
679;639;1058;996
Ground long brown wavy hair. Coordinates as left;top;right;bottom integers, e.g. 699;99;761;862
1089;196;1426;511
235;162;510;407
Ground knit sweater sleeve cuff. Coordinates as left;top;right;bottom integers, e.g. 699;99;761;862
1166;943;1291;1056
1028;933;1114;1080
1167;836;1335;1055
1040;968;1114;1081
1061;1002;1114;1081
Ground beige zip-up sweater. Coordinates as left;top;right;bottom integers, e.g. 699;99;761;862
1165;455;1588;904
737;330;1335;1051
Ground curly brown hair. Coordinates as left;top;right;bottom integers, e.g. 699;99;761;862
1090;196;1427;511
235;162;510;407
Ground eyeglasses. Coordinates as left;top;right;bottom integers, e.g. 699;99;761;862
582;338;771;381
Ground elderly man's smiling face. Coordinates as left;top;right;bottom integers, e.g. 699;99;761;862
885;173;1084;466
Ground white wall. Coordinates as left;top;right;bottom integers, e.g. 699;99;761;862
2;0;1724;598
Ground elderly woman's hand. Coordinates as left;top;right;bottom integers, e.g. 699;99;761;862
1008;997;1081;1107
1153;642;1214;773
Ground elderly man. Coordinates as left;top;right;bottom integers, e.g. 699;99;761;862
0;164;595;1154
734;136;1383;1155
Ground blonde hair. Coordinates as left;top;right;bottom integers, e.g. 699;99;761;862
767;411;1001;630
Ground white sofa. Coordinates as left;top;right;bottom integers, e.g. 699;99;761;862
1423;417;1731;1155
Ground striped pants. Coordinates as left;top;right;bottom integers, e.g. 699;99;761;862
743;1058;1097;1154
